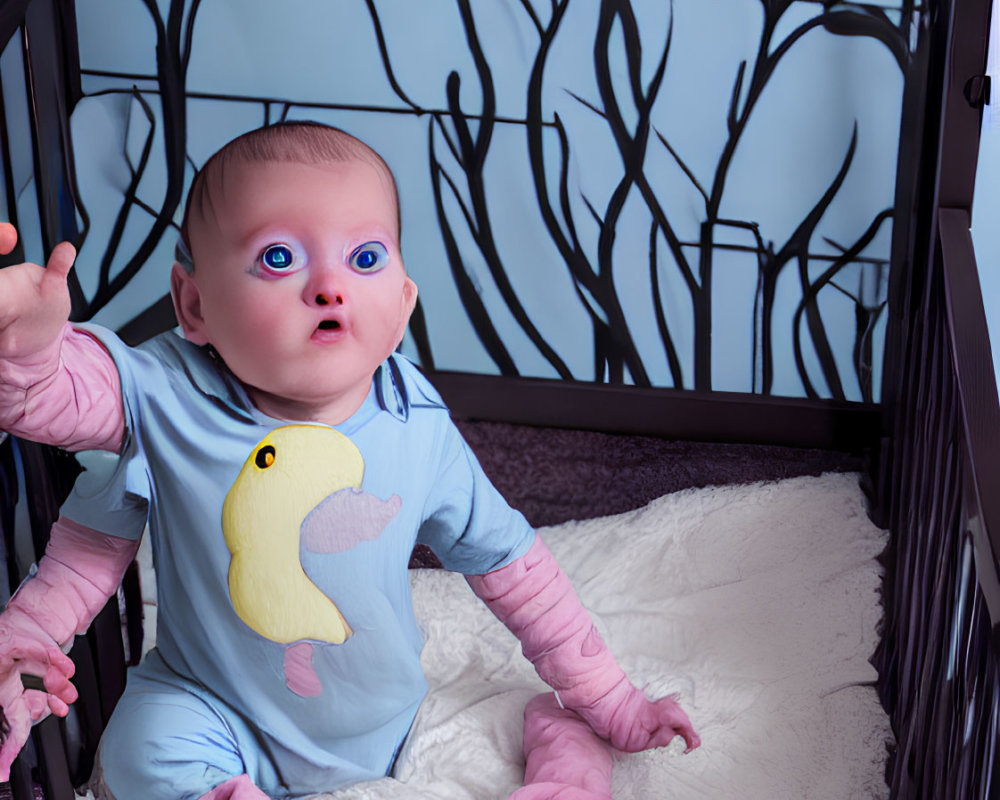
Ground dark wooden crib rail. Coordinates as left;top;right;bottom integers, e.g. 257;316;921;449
872;0;1000;795
874;207;1000;799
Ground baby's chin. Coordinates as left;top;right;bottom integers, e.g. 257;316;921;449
243;380;374;424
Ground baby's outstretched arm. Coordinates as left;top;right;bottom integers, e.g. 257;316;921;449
467;534;700;754
0;516;139;780
0;223;124;451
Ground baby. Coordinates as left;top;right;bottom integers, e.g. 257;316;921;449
0;122;698;799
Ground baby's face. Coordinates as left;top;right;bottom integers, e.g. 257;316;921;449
178;158;417;423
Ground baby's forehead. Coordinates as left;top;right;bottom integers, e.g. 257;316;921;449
186;155;399;243
217;154;392;193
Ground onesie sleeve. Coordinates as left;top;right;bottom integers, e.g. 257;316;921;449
416;421;535;575
55;325;156;541
59;448;150;542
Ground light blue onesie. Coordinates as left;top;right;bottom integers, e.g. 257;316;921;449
59;327;535;799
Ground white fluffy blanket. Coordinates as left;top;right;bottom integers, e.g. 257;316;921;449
322;473;893;799
131;473;892;799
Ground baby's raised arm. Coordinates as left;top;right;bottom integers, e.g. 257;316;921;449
0;223;124;452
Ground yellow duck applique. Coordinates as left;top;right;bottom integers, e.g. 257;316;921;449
222;425;400;696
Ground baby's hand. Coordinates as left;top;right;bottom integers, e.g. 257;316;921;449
0;614;77;781
607;689;701;754
0;222;76;361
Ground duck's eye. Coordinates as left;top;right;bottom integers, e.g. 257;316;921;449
261;244;295;272
255;445;276;469
349;242;389;274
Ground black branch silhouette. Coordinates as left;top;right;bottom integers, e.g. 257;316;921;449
526;0;671;385
682;1;913;392
518;0;912;394
65;0;192;328
428;0;574;379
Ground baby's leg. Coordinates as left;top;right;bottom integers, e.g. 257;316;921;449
96;660;265;800
507;693;613;800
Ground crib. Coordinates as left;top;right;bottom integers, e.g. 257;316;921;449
0;1;997;798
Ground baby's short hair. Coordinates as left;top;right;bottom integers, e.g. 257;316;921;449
177;121;400;271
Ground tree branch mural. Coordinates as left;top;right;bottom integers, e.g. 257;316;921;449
520;0;912;395
61;0;192;326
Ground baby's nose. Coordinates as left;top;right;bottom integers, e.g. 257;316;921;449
304;264;345;306
313;291;343;306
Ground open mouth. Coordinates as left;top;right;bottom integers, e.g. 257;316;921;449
312;319;345;342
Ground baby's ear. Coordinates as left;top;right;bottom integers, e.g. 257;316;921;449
170;262;210;345
393;276;418;348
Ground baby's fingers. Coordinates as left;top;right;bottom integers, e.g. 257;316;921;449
42;668;77;709
45;646;75;680
0;224;16;256
0;638;74;680
42;241;76;288
649;696;700;752
21;690;49;722
681;728;701;753
45;692;69;718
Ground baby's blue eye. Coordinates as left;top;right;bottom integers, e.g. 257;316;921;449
261;244;294;272
349;242;389;273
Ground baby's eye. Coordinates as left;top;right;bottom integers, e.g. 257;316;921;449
349;242;389;274
260;244;296;273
